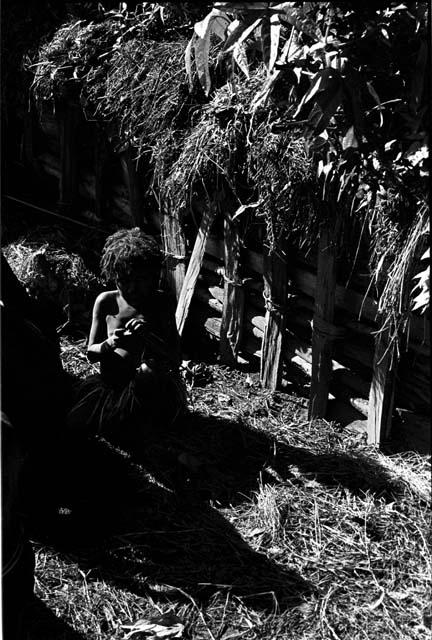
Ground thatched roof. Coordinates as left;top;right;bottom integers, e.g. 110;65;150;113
24;4;430;340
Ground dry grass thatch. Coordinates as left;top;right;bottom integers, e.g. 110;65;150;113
23;338;432;640
248;123;317;253
369;200;429;354
84;39;192;154
3;226;103;323
24;8;430;350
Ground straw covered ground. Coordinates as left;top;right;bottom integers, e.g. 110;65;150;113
23;336;431;640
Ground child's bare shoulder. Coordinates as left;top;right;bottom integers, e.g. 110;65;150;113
93;290;119;315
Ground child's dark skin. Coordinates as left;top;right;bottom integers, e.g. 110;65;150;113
87;264;174;379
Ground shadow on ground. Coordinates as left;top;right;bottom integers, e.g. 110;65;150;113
26;405;412;615
25;597;88;640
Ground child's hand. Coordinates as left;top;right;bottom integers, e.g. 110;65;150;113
105;328;129;350
124;318;149;336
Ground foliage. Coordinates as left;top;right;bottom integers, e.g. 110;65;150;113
186;2;428;204
185;1;430;335
27;3;210;104
412;248;430;315
248;123;316;250
25;2;430;337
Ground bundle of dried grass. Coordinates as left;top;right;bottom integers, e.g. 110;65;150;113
370;198;429;352
84;39;193;155
3;228;102;309
161;68;267;212
30;17;122;104
248;123;317;253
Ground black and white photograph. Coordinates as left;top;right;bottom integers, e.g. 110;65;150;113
1;2;430;638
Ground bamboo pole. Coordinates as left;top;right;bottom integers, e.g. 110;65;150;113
176;203;218;335
161;197;187;302
260;245;289;391
220;212;245;364
309;208;342;419
367;329;397;445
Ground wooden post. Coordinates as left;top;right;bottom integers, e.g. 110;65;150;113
121;146;143;227
161;197;187;301
260;244;289;391
94;125;110;221
21;105;35;168
58;102;79;211
176;203;218;335
308;208;342;419
220;212;245;364
367;329;397;445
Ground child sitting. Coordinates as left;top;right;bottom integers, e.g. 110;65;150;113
67;228;186;440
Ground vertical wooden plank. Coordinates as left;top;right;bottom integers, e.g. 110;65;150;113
308;209;341;419
161;197;187;301
220;212;245;364
121;146;143;227
176;204;218;335
94;124;109;221
21;105;35;168
58;102;79;210
260;245;289;391
367;330;397;445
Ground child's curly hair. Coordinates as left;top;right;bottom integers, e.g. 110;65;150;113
100;228;162;283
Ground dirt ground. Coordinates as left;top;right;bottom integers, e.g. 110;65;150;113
19;335;431;640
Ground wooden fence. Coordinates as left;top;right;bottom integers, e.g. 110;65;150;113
10;101;430;450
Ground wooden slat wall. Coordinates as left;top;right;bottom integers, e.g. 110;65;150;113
24;114;431;447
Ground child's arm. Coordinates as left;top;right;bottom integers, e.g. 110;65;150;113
87;292;121;362
125;294;181;370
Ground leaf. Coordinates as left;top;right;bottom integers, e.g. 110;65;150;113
245;527;266;537
342;125;358;150
232;40;249;77
412;289;429;313
374;253;387;282
211;15;231;41
260;13;271;70
404;140;428;166
223;16;261;53
308;129;329;151
251;30;303;109
214;1;269;11
294;68;341;117
268;13;281;73
317;159;333;179
367;81;383;126
410;40;427;112
194;36;211;95
122;613;184;639
304;85;344;138
412;267;429;287
343;66;365;134
277;2;323;41
184;36;194;89
232;201;261;219
192;8;231;94
194;7;229;39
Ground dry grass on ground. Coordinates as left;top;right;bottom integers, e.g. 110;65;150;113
24;337;431;640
